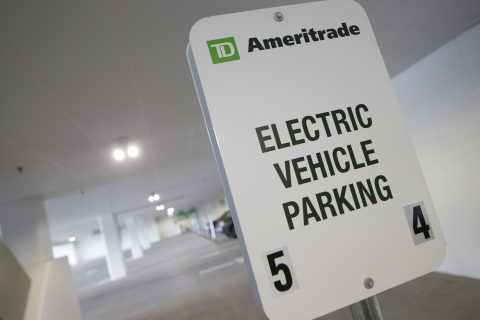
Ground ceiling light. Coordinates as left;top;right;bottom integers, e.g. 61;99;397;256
127;146;139;157
156;205;165;211
167;207;174;217
68;237;76;242
149;193;160;202
113;149;125;161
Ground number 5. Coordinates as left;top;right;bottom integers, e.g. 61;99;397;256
267;250;293;292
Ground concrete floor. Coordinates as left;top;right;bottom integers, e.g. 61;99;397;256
72;233;480;320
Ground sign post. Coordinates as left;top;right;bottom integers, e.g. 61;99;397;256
350;296;383;320
187;1;446;319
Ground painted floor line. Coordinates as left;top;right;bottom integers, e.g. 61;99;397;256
85;268;98;276
96;278;111;286
235;257;244;264
197;245;240;261
199;261;235;275
198;251;221;260
199;255;245;275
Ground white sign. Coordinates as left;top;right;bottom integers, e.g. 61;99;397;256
187;1;446;319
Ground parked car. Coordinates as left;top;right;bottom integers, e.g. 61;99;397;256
204;211;237;238
215;211;237;238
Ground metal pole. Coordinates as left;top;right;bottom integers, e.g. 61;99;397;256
349;296;383;320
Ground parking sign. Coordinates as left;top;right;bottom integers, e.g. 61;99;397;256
187;1;446;319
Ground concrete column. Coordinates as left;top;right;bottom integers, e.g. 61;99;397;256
193;213;201;235
120;227;131;251
98;214;127;280
223;196;229;211
207;204;217;241
144;217;161;243
0;198;52;267
136;218;151;250
0;198;83;320
201;208;209;237
198;208;205;237
124;217;143;260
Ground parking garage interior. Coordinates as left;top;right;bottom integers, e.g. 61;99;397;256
1;0;480;319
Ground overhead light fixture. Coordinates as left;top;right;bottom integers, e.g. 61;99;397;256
112;138;140;161
149;193;160;202
68;237;76;242
167;207;174;217
127;146;139;157
113;149;125;161
156;205;165;211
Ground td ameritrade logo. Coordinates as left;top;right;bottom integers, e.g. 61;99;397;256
207;37;240;64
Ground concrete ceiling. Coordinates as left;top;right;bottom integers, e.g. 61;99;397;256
0;0;479;244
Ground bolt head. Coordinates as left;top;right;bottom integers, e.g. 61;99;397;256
273;12;284;22
364;277;374;289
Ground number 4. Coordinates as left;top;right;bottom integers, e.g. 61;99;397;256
413;205;430;239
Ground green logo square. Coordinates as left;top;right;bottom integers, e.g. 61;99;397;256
207;37;240;64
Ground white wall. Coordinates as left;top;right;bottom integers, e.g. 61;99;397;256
75;234;106;263
52;242;78;266
392;23;480;279
144;217;161;243
197;198;229;221
156;217;181;239
176;215;197;233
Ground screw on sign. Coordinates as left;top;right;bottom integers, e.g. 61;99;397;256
274;12;284;22
364;278;374;290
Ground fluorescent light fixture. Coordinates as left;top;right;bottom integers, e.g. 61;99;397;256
68;237;76;242
113;149;125;161
156;205;165;211
153;194;160;201
127;146;139;157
